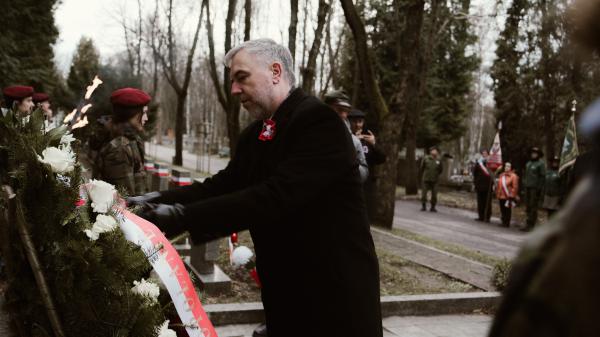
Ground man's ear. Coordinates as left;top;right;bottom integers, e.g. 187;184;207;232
271;63;283;84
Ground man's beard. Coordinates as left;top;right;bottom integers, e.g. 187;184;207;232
243;90;271;120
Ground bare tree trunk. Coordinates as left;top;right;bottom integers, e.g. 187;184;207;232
205;0;242;155
155;0;204;165
340;0;401;229
301;0;331;94
289;0;299;65
244;0;252;41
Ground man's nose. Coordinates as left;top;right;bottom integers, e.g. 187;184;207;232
231;82;242;95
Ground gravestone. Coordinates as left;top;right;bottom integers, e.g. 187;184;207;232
151;163;169;191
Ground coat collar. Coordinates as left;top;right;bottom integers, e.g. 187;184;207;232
270;87;305;123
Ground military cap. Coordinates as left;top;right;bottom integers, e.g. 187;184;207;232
348;109;366;119
33;92;50;103
110;88;151;107
3;86;34;100
323;90;351;108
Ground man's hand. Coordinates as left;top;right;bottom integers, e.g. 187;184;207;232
138;203;186;237
361;130;376;145
126;191;162;208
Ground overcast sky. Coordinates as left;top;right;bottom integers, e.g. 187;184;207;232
53;0;501;81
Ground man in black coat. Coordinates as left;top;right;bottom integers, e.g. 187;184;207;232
473;149;494;222
129;39;383;337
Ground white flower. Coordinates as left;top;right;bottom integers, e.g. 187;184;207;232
60;132;76;145
155;320;177;337
84;214;117;241
37;146;75;174
231;246;254;267
87;179;116;213
131;278;160;303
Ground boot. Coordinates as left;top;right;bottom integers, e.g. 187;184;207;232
421;204;427;211
253;322;267;337
430;206;437;213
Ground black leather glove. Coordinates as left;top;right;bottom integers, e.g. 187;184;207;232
127;191;162;209
138;203;186;237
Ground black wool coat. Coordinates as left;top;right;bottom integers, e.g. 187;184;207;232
154;88;383;337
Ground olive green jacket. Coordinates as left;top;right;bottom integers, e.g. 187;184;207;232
421;155;443;183
524;159;546;190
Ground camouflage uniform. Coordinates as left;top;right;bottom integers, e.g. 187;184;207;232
420;154;443;211
95;125;147;196
524;158;546;228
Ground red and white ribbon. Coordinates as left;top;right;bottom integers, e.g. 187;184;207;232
117;209;217;337
144;162;155;171
171;176;193;186
154;167;169;177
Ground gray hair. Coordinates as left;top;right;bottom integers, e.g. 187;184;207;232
224;38;296;87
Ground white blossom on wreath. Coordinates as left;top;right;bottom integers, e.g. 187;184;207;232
60;132;76;146
155;320;177;337
37;145;75;174
84;214;117;241
231;246;254;268
131;278;160;304
87;179;116;214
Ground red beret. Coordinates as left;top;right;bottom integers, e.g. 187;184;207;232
110;88;151;107
33;92;50;103
3;86;34;100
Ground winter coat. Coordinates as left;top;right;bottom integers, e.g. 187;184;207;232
496;171;519;200
150;88;383;337
524;159;546;190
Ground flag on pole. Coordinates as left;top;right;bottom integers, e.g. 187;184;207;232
487;122;503;171
559;114;579;174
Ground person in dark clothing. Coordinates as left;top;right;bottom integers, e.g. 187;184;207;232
128;39;382;337
348;108;386;219
523;147;546;231
542;156;562;217
472;149;494;222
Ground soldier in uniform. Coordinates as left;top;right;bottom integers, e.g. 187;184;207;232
33;92;55;130
1;86;34;117
128;39;382;337
522;147;546;231
472;149;494;222
94;88;150;196
542;156;562;217
323;90;369;183
420;146;443;212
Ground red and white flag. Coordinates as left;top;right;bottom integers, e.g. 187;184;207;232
488;123;503;171
117;209;217;337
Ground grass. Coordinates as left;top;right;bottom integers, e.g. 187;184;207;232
200;230;475;304
389;227;502;267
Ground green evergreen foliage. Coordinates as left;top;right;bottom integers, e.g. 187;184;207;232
0;0;68;108
339;0;478;146
491;0;600;170
0;110;165;336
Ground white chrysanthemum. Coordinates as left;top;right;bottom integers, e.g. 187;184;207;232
60;132;76;145
37;146;75;174
231;246;254;267
131;278;160;303
84;214;118;241
155;320;177;337
87;179;116;213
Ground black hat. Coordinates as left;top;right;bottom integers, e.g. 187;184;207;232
348;109;366;119
429;146;439;152
323;90;351;108
530;147;544;157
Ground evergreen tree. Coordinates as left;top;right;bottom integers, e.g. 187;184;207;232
67;37;101;103
0;0;67;106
